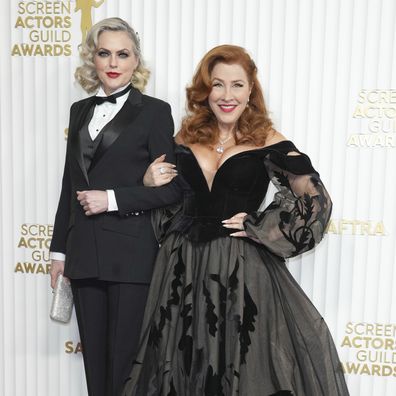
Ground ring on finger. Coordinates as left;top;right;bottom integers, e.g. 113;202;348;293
159;167;166;174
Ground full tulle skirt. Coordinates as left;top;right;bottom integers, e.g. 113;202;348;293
123;234;349;396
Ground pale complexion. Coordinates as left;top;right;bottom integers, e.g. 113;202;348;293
94;30;139;95
50;30;139;288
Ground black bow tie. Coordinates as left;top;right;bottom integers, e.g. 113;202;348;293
94;84;132;105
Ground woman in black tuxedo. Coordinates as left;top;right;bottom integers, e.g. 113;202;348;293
49;17;180;396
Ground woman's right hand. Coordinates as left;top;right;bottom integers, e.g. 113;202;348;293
143;154;177;187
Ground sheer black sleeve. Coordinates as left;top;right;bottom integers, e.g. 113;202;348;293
244;148;332;258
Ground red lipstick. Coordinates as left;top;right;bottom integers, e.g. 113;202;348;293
219;104;237;113
106;72;121;78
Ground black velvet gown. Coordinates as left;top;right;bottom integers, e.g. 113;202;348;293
123;141;349;396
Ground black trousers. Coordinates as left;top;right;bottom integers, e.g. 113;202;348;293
71;279;149;396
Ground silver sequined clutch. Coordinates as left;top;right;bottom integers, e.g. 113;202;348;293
50;274;73;323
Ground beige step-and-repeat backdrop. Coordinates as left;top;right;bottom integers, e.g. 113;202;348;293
0;0;395;395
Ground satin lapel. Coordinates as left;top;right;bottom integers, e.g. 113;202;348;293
69;98;96;185
88;88;143;173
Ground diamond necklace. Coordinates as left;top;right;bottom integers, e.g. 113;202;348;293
216;135;233;154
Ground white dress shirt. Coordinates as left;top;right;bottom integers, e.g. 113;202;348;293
50;84;131;262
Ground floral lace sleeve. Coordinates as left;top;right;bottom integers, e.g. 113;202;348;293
243;152;332;258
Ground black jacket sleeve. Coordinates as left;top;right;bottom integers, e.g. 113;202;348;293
114;102;182;215
50;103;77;253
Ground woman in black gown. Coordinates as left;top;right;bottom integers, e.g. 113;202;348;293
123;45;349;396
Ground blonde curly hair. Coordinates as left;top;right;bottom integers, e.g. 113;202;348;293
75;17;150;93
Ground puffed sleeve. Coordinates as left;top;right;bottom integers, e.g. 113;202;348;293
243;146;332;258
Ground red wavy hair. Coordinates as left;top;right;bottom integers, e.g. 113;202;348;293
177;45;273;146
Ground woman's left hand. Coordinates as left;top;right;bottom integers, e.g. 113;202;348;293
222;212;248;237
143;154;177;187
223;212;261;242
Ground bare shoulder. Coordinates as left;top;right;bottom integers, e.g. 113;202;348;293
265;130;287;146
265;130;300;156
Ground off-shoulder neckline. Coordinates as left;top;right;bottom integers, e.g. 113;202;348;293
175;140;298;192
176;140;295;154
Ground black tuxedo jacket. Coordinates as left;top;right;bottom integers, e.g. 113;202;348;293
50;88;181;283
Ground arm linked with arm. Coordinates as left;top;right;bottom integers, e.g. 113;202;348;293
114;102;182;215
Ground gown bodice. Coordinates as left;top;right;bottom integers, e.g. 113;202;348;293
173;144;270;241
166;141;313;242
177;145;270;217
